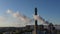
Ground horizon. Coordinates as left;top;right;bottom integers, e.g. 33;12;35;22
0;0;60;27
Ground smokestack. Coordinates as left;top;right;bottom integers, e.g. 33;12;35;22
34;8;38;34
35;8;38;28
35;8;37;15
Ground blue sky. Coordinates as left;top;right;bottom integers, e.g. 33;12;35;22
0;0;60;27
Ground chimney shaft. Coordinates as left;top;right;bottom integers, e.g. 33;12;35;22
34;8;38;34
35;8;37;15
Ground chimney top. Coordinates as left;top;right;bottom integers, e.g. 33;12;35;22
35;8;37;15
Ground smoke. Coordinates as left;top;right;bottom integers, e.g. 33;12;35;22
0;16;6;22
6;9;13;14
6;9;49;26
33;15;49;25
0;9;49;27
7;9;32;23
15;13;32;23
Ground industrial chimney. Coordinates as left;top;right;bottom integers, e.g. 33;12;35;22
34;8;38;34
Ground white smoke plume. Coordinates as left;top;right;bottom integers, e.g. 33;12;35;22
0;16;6;22
33;15;49;25
13;12;32;23
6;9;13;14
0;9;50;27
7;9;32;23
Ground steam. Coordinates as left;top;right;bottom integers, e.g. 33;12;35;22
6;9;13;14
6;9;49;26
0;9;49;27
7;9;32;23
0;16;6;22
33;15;49;25
1;9;33;27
